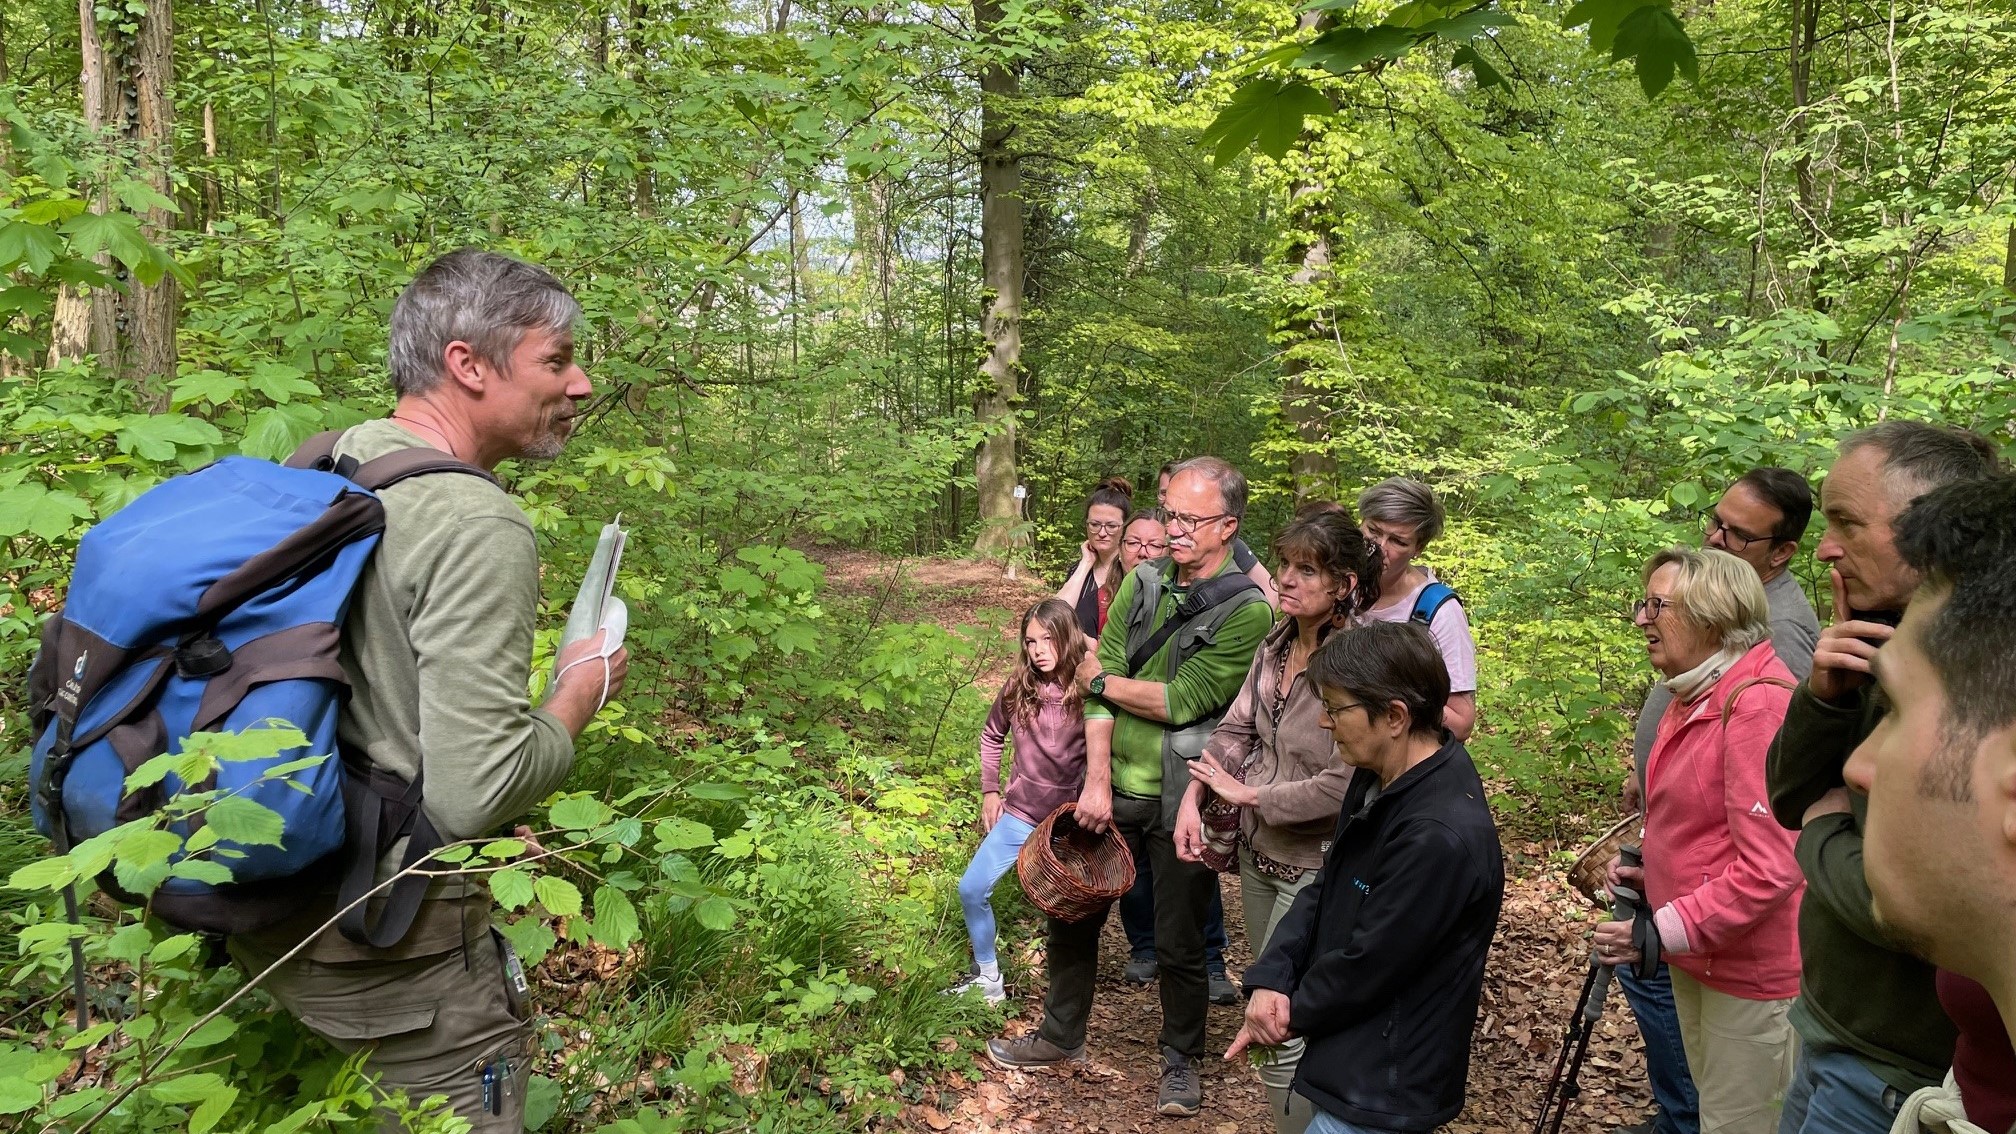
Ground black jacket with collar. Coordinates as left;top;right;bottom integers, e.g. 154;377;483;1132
1242;737;1504;1132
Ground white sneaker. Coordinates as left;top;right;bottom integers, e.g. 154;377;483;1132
945;972;1006;1004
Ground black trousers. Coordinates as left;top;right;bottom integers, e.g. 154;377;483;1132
1036;790;1216;1056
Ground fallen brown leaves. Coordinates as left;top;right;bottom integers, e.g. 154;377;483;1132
884;846;1655;1134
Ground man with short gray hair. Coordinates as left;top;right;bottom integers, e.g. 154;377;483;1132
990;455;1273;1119
229;249;627;1131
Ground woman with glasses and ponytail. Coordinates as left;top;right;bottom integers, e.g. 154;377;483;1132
1056;477;1135;650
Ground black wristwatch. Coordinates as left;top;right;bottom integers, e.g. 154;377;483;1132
1088;672;1109;697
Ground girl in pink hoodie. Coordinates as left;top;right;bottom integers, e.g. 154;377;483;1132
1599;548;1804;1134
947;599;1090;1004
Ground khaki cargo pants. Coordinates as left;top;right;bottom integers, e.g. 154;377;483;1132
230;896;532;1132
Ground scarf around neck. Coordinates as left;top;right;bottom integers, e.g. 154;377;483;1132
1664;643;1748;705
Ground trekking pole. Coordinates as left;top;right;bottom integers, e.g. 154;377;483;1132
1531;845;1642;1134
60;882;91;1031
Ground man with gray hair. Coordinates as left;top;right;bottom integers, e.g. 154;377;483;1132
990;455;1273;1119
1766;421;1999;1134
229;249;628;1130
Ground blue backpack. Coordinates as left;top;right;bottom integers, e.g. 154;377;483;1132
27;433;490;943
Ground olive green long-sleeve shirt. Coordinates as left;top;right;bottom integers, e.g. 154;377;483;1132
237;420;576;963
333;420;576;843
1085;556;1274;798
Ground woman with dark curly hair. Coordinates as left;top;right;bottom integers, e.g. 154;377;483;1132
1174;507;1382;1134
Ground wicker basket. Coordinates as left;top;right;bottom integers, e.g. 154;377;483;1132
1016;802;1136;923
1567;813;1644;907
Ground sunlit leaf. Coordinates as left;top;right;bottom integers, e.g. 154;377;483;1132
533;875;583;917
1200;79;1334;166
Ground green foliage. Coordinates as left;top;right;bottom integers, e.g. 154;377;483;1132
0;726;455;1134
1203;0;1701;163
1201;80;1334;165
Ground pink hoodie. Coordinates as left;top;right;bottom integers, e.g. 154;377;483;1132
1643;639;1804;1001
979;682;1088;827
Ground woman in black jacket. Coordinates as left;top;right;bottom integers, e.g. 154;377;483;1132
1230;621;1504;1134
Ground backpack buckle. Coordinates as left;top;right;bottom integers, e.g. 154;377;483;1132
175;637;234;678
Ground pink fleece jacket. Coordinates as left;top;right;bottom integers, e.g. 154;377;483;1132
1643;640;1804;1001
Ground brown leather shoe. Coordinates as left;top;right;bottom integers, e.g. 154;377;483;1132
986;1033;1087;1069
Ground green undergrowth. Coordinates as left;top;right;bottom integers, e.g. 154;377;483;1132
0;360;1024;1132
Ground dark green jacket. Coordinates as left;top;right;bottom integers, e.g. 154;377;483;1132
1766;685;1956;1092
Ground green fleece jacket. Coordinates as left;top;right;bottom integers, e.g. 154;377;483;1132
1766;684;1956;1092
1084;555;1274;798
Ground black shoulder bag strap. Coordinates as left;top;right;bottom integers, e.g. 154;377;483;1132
287;429;498;948
1125;571;1264;676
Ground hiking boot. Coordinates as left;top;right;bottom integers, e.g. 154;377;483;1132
1157;1047;1202;1117
1123;952;1158;985
1207;969;1239;1005
986;1033;1086;1070
945;972;1006;1004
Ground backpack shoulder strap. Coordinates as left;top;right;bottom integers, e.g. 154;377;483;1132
1720;676;1795;725
349;448;499;492
286;430;342;471
286;429;499;491
1125;570;1263;676
1410;581;1458;626
1119;562;1165;670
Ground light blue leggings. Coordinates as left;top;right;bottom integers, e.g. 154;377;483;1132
957;811;1036;966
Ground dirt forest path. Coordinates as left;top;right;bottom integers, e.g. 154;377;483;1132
810;549;1657;1134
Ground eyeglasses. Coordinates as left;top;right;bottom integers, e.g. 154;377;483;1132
1702;511;1774;551
1086;520;1123;534
1164;511;1231;533
1632;596;1679;622
1123;537;1168;553
1320;699;1371;718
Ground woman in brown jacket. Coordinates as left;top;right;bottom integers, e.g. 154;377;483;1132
1175;506;1382;1134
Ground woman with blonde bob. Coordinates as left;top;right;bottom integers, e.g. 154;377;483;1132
1596;547;1805;1134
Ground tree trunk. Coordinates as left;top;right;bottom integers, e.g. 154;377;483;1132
49;0;179;398
629;0;653;216
1279;180;1336;499
970;0;1025;558
48;0;113;367
201;101;222;233
1787;0;1830;319
1272;9;1340;500
119;0;179;400
1124;181;1158;278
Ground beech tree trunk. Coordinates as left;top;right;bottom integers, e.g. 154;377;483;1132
48;0;179;398
1275;10;1339;500
629;0;654;216
1787;0;1830;320
1280;182;1336;500
970;0;1025;557
47;0;112;367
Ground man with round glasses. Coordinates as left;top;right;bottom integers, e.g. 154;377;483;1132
1616;466;1820;1134
990;456;1273;1120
